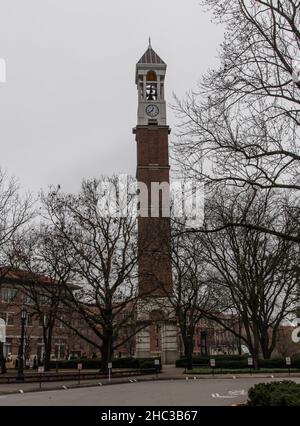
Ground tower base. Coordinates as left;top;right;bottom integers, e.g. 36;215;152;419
135;298;179;364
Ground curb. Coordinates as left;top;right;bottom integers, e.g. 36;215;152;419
1;373;300;397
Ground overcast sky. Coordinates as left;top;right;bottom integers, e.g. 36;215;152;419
0;0;224;194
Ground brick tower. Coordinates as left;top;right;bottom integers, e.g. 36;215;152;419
133;41;178;364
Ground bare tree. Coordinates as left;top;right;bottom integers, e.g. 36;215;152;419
0;169;33;275
173;0;300;242
8;226;75;371
199;189;299;368
41;177;144;371
163;219;220;369
0;169;33;374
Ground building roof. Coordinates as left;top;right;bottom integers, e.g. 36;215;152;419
137;41;166;66
0;266;78;290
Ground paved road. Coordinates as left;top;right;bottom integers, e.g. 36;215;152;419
0;377;299;406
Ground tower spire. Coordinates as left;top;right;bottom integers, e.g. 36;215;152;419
148;36;152;49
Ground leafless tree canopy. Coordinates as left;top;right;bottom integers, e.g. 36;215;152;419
173;0;300;241
199;189;299;366
0;170;33;273
168;218;221;366
39;177;142;370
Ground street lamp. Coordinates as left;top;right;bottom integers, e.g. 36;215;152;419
16;309;27;381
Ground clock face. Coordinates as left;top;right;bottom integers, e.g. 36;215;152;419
146;104;159;118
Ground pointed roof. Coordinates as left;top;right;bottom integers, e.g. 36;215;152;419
137;39;166;65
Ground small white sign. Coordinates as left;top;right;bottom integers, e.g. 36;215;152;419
0;319;6;343
210;359;216;367
154;359;160;366
248;357;253;366
77;363;83;370
38;366;45;374
108;362;112;369
286;357;291;366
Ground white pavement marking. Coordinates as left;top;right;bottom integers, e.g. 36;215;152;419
228;390;246;396
211;388;246;399
211;393;237;399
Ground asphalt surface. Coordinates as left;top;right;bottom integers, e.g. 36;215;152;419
0;377;299;406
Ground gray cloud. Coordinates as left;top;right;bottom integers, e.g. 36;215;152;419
0;0;224;194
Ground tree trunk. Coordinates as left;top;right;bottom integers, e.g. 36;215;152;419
183;336;194;371
100;331;113;373
0;342;7;374
44;343;51;371
252;325;260;370
43;327;53;371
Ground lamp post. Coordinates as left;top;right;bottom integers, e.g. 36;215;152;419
16;309;27;381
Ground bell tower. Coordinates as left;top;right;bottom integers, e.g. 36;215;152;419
136;38;167;127
133;41;178;364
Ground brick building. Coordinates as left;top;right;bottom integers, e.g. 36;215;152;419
0;268;98;365
0;267;241;367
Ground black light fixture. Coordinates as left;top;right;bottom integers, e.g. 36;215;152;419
16;308;27;381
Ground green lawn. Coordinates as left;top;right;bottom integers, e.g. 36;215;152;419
185;368;300;374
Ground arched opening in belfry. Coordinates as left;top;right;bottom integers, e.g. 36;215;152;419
146;70;158;101
147;70;157;81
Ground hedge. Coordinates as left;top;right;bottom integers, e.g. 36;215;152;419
248;381;300;406
49;357;161;370
176;356;300;369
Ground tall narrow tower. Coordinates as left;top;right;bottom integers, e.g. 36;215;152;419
133;41;178;363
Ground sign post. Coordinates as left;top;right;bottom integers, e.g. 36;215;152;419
210;358;216;376
0;319;6;375
77;363;83;384
38;366;44;390
248;357;253;375
154;359;160;379
286;357;291;376
108;362;112;383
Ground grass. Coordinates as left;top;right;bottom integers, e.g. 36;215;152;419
185;368;300;375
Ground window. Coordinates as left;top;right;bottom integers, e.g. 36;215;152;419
39;314;47;327
6;313;14;326
0;312;14;326
22;293;34;305
3;338;12;357
26;313;33;326
54;340;66;359
1;288;17;303
40;294;50;305
57;316;64;329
